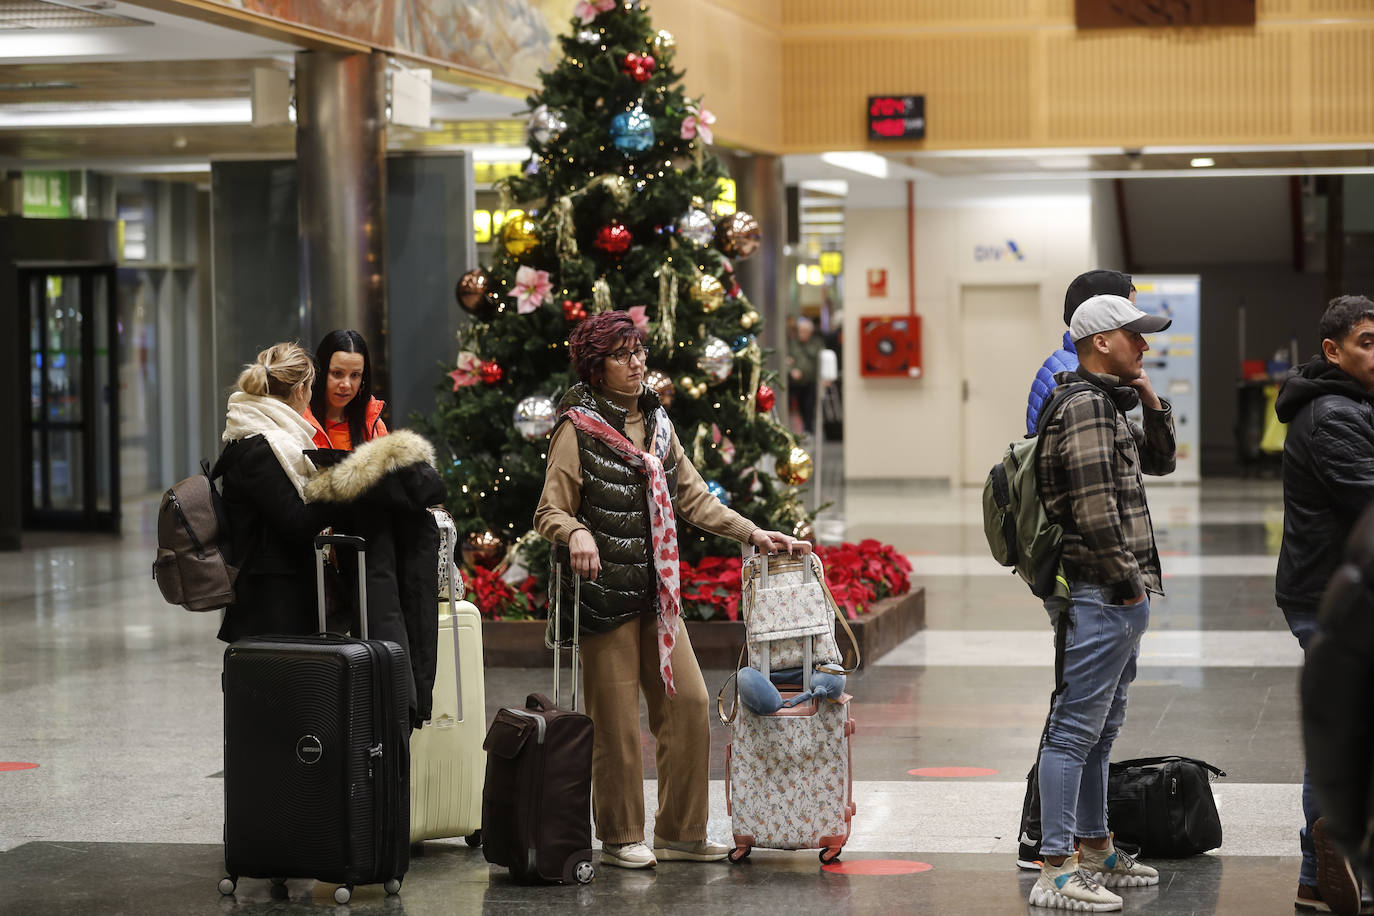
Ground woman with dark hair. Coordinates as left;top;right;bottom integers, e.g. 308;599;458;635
306;329;388;450
534;310;807;872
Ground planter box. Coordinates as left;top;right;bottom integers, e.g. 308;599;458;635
480;586;925;669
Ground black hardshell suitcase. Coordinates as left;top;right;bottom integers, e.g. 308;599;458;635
219;534;410;905
481;565;595;884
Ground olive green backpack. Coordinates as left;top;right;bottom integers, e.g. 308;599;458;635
982;382;1095;600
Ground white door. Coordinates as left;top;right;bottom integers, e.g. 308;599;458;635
960;283;1044;485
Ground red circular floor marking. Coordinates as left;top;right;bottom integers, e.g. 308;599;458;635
0;762;38;772
907;766;999;778
823;860;933;876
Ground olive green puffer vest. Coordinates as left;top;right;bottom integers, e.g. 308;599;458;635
552;383;679;635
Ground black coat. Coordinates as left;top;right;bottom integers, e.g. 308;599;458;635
214;436;338;643
1275;357;1374;614
1303;506;1374;886
305;430;444;729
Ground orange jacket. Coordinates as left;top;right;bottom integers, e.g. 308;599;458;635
305;396;388;450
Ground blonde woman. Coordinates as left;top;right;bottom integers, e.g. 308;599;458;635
215;342;339;643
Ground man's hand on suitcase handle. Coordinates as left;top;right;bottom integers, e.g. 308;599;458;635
750;528;812;556
569;529;601;581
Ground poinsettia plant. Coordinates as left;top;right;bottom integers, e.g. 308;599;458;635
467;564;540;620
677;540;912;622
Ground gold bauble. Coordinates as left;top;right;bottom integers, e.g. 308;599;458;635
777;446;814;486
651;29;676;58
461;529;506;569
502;216;540;258
690;275;726;312
644;368;676;408
740;309;759;329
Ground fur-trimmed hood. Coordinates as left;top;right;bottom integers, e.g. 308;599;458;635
304;429;442;507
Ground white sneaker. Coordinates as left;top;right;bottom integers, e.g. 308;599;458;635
653;837;730;862
601;841;657;869
1028;855;1123;911
1078;840;1159;888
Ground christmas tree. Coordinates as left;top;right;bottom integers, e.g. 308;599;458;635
424;0;815;602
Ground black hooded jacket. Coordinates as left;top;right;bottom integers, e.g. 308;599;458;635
305;430;444;729
1275;357;1374;614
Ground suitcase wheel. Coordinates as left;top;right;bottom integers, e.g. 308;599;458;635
334;886;352;905
217;877;236;896
269;877;287;887
819;846;842;865
384;877;403;895
464;829;483;848
727;846;751;864
574;860;595;885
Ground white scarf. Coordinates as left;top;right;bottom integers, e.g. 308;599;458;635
222;391;317;497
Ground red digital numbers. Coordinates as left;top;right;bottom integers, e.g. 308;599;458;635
869;97;908;117
870;118;907;138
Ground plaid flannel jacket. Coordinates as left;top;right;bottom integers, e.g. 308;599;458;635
1036;371;1176;599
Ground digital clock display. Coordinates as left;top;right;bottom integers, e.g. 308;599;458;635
867;95;925;140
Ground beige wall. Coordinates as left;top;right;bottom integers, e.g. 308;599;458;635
842;180;1093;481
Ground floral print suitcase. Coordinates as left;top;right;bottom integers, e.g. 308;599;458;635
725;690;856;864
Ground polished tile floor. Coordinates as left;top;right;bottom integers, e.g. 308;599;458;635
0;470;1312;914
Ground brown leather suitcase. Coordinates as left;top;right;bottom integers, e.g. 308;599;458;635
480;567;595;884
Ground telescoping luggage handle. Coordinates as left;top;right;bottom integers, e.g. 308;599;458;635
315;534;368;639
551;561;582;712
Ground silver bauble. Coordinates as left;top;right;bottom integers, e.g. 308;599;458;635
527;104;567;146
513;395;557;440
577;29;599;44
676;208;715;247
695;336;735;384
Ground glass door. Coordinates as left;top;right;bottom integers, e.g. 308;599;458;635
22;265;120;531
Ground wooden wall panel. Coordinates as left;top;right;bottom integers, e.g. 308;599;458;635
1311;27;1374;136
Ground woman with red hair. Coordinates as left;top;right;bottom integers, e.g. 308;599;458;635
535;310;806;871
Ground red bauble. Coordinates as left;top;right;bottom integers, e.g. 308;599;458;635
562;299;587;322
755;384;776;412
595;223;633;256
480;360;503;385
622;52;656;83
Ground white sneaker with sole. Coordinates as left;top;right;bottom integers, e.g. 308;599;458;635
652;838;730;862
1028;855;1123;911
1078;840;1159;888
601;841;657;869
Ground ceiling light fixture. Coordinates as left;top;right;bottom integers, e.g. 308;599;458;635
1190;157;1216;168
820;152;889;179
0;99;252;128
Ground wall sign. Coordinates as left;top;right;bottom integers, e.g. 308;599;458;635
1075;0;1254;28
866;268;888;297
867;95;925;140
22;171;69;219
973;240;1026;263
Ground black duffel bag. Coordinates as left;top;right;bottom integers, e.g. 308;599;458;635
1107;755;1226;857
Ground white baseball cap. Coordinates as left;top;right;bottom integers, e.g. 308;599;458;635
1069;294;1171;342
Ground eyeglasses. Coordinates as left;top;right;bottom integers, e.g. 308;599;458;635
609;346;649;366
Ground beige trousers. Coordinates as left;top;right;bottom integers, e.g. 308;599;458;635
578;613;710;845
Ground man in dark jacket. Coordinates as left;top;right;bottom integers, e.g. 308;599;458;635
1025;269;1135;436
1276;294;1374;915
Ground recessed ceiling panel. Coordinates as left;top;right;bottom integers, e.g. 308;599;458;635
0;1;150;30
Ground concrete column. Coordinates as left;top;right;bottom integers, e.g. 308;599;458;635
732;153;787;376
294;51;390;399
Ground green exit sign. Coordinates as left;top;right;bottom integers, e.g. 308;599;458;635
23;171;70;219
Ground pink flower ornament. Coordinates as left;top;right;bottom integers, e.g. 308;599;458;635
627;304;650;331
448;351;482;390
510;265;553;314
574;0;616;25
680;106;715;145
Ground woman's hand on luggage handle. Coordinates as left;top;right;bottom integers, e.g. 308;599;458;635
569;529;601;581
750;528;812;556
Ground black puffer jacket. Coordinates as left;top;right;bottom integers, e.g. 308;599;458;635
1275;357;1374;614
214;436;339;643
1303;506;1374;887
305;430;444;729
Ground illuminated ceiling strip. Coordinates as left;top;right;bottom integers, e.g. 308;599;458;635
0;99;252;127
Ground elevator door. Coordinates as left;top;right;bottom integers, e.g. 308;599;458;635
22;265;120;531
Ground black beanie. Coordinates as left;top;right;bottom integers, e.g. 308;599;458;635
1063;269;1132;326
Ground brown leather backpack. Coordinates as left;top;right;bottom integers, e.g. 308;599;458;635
153;461;238;612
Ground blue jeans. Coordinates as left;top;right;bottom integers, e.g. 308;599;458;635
1285;609;1320;887
1038;583;1149;858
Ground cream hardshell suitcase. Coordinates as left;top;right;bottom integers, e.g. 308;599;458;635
409;510;486;845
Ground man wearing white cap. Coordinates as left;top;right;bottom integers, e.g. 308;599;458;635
1027;293;1176;911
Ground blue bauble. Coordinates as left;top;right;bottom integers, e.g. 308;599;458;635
731;333;755;353
610;106;655;154
705;480;729;505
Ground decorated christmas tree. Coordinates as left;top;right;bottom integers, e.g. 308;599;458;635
424;0;815;608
